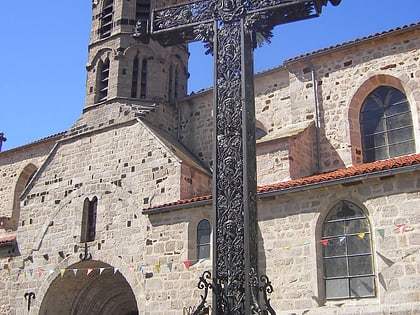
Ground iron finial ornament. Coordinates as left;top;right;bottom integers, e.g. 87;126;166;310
79;242;92;261
24;292;36;312
134;0;341;313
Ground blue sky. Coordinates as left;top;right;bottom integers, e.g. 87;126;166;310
0;1;419;151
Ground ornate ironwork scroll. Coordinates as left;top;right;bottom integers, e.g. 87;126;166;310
135;0;341;313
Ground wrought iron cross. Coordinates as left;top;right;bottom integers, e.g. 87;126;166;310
135;0;341;313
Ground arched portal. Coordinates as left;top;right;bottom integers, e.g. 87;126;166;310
39;260;138;315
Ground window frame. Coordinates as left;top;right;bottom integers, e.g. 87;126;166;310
360;86;415;162
321;201;376;300
196;219;211;260
81;197;98;243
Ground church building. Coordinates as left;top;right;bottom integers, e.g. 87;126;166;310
0;1;419;314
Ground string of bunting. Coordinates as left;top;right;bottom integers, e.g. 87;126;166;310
0;225;411;278
265;226;409;253
0;260;198;279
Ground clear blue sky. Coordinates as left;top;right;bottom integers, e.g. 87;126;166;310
0;1;419;151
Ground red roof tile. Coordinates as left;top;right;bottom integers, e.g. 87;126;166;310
144;154;420;212
0;235;16;244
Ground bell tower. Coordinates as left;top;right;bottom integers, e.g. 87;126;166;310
83;0;189;130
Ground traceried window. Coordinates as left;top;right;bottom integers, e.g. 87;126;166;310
360;86;415;162
81;197;98;243
100;0;113;39
98;58;110;101
197;219;210;260
321;201;375;300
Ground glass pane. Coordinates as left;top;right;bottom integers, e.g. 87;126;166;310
347;234;371;255
388;126;413;144
323;221;344;237
198;232;210;244
324;257;347;278
373;132;387;146
348;255;373;276
323;237;346;257
350;276;375;298
346;218;369;234
197;244;210;260
389;141;415;158
326;279;349;299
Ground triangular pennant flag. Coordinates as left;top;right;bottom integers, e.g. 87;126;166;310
60;269;66;278
128;266;134;273
38;268;45;277
377;228;385;240
320;239;329;246
266;248;273;253
183;260;190;270
397;224;406;234
29;269;33;277
24;271;27;279
99;268;105;275
49;269;54;276
284;246;291;251
155;263;161;273
167;262;173;272
140;265;146;273
303;241;310;246
339;236;346;244
87;268;93;276
72;269;78;277
358;232;365;239
0;267;3;271
114;267;119;274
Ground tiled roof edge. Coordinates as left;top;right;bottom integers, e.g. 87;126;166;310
143;153;420;214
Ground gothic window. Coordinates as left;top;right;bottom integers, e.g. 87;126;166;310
98;58;110;102
140;58;147;99
100;0;113;38
81;197;98;243
136;0;150;22
321;201;375;300
131;55;139;98
131;56;147;99
197;219;211;260
360;86;415;162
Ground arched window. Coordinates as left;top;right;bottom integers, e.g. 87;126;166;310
100;0;113;39
97;58;110;102
140;58;148;99
360;86;415;162
197;219;210;260
321;201;375;300
131;55;147;99
81;197;98;243
131;55;139;98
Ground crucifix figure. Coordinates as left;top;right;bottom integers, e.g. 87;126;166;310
0;132;7;152
135;0;341;313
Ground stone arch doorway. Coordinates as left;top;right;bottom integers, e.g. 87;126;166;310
39;260;138;315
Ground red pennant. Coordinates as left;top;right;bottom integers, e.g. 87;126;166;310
87;268;93;276
38;268;45;277
320;239;329;246
183;260;190;270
